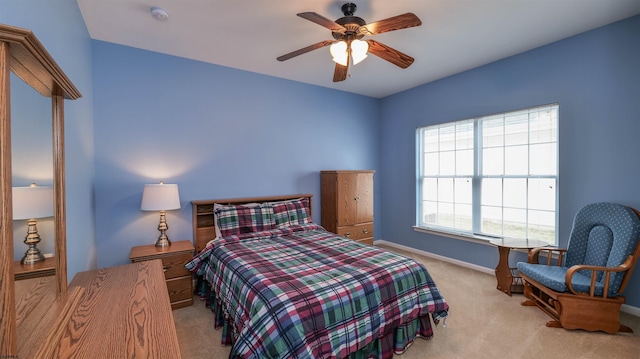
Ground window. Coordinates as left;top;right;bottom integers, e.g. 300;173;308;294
416;104;558;245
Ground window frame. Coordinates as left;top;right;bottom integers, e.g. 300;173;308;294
415;104;559;246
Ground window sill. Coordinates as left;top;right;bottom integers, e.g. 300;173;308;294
413;226;492;244
412;226;532;253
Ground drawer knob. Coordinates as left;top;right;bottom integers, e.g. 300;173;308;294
363;228;369;234
344;232;351;237
163;266;169;272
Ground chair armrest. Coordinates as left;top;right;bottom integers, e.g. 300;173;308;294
565;255;634;297
528;247;567;266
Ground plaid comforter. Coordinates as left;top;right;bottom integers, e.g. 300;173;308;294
186;224;448;359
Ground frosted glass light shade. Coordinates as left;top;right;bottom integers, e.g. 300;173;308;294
141;183;181;211
330;41;348;66
351;39;369;65
330;40;369;66
13;184;54;220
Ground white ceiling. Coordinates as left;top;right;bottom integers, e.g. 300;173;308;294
77;0;640;98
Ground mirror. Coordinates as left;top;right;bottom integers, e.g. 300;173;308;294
11;73;55;265
0;24;81;357
10;67;58;357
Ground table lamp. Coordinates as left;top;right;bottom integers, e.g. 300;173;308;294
13;183;54;264
141;182;181;247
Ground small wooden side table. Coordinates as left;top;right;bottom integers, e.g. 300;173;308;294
130;240;195;309
489;238;549;296
14;256;56;280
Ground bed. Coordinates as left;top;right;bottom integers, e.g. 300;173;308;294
187;194;449;359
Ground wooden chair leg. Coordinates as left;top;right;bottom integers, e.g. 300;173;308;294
619;325;633;333
546;320;563;328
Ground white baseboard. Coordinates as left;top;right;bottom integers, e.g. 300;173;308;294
374;239;640;318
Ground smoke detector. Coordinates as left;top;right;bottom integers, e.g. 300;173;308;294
150;7;169;21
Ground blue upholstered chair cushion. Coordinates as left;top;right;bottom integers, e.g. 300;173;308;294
517;202;640;297
517;262;606;296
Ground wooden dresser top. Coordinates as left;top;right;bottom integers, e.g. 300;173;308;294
57;260;182;358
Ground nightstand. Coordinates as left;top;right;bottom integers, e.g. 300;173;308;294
130;240;194;309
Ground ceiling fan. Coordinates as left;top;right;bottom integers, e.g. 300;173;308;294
277;3;422;82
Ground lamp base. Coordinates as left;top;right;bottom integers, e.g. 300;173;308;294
154;210;172;247
21;247;45;265
155;237;172;248
21;218;46;264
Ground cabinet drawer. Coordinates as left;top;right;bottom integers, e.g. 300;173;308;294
161;253;192;279
355;237;373;245
337;223;373;241
166;276;192;303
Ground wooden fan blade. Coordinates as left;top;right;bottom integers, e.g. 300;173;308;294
277;40;334;61
366;39;414;68
297;12;346;33
333;63;348;82
360;13;422;35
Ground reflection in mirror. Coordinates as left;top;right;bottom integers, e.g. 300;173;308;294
10;73;55;264
10;65;57;359
13;184;54;264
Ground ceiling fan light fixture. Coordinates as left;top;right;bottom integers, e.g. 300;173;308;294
351;39;369;65
278;4;421;81
330;41;348;66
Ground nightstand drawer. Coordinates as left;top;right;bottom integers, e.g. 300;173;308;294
130;240;195;310
161;253;191;279
167;276;192;302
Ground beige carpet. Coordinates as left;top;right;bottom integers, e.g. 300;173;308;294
173;244;640;359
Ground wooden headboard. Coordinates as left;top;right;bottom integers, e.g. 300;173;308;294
191;194;313;253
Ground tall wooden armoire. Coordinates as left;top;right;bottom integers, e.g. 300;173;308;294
320;170;374;245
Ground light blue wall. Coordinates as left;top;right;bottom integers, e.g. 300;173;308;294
379;15;640;307
91;42;380;267
0;0;97;280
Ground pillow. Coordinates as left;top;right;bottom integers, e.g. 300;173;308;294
213;202;261;238
214;203;275;237
272;198;311;228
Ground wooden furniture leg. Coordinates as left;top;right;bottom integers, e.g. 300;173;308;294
495;246;513;296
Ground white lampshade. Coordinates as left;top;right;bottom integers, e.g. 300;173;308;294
351;39;369;65
13;184;54;220
141;182;181;211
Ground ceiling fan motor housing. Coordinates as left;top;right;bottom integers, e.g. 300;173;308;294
333;3;366;41
341;3;357;16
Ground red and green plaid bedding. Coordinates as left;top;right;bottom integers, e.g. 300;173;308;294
186;224;449;359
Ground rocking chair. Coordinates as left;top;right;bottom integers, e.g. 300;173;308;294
517;202;640;333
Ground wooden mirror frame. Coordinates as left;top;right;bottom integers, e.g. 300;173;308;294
0;24;81;355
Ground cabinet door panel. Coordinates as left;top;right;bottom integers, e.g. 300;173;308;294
337;173;358;226
356;172;374;223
